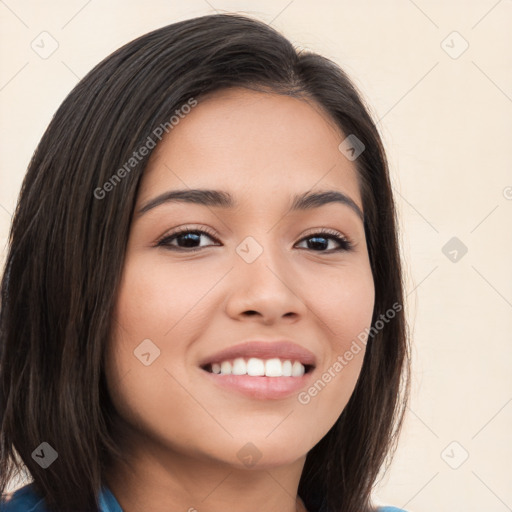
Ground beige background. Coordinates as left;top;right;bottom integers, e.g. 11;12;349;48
1;1;511;510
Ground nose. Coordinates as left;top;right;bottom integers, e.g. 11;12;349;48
224;241;307;325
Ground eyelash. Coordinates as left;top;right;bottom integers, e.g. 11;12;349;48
155;225;354;253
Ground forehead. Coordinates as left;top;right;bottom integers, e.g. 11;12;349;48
139;87;363;213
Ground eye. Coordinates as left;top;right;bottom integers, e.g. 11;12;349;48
156;226;354;253
156;226;220;252
295;229;354;252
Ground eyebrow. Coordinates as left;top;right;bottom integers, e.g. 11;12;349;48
137;188;364;222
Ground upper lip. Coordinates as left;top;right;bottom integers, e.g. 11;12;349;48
198;340;317;368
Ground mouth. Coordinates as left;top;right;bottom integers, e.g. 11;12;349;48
200;358;315;377
197;339;318;400
197;339;317;374
199;363;315;400
197;340;317;399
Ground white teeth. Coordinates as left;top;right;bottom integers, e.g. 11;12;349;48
291;361;305;377
264;358;282;377
282;360;292;377
247;357;265;376
209;357;307;377
220;361;232;374
232;357;246;375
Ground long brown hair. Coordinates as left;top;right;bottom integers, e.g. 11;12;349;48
0;13;410;512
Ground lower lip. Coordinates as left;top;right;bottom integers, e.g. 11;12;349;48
200;368;315;400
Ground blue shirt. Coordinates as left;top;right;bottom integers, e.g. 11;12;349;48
0;483;122;512
1;483;407;511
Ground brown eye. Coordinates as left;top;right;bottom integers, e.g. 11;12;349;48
156;227;354;253
157;227;220;251
295;230;354;252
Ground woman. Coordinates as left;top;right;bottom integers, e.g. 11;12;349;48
0;13;410;512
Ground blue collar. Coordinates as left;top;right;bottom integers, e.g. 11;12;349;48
98;485;123;512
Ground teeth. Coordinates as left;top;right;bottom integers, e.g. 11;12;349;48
282;360;292;377
232;357;247;375
265;358;282;377
247;357;265;376
291;361;305;377
208;357;307;377
220;361;232;374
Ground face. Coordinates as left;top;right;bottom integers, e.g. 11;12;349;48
105;87;375;470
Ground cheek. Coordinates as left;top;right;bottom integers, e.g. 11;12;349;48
306;260;375;346
105;254;220;438
114;254;217;338
295;263;374;426
104;259;199;452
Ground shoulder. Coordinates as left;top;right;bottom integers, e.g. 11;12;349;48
376;507;409;512
0;483;47;512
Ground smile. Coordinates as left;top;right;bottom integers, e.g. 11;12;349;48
202;357;313;377
200;359;315;400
